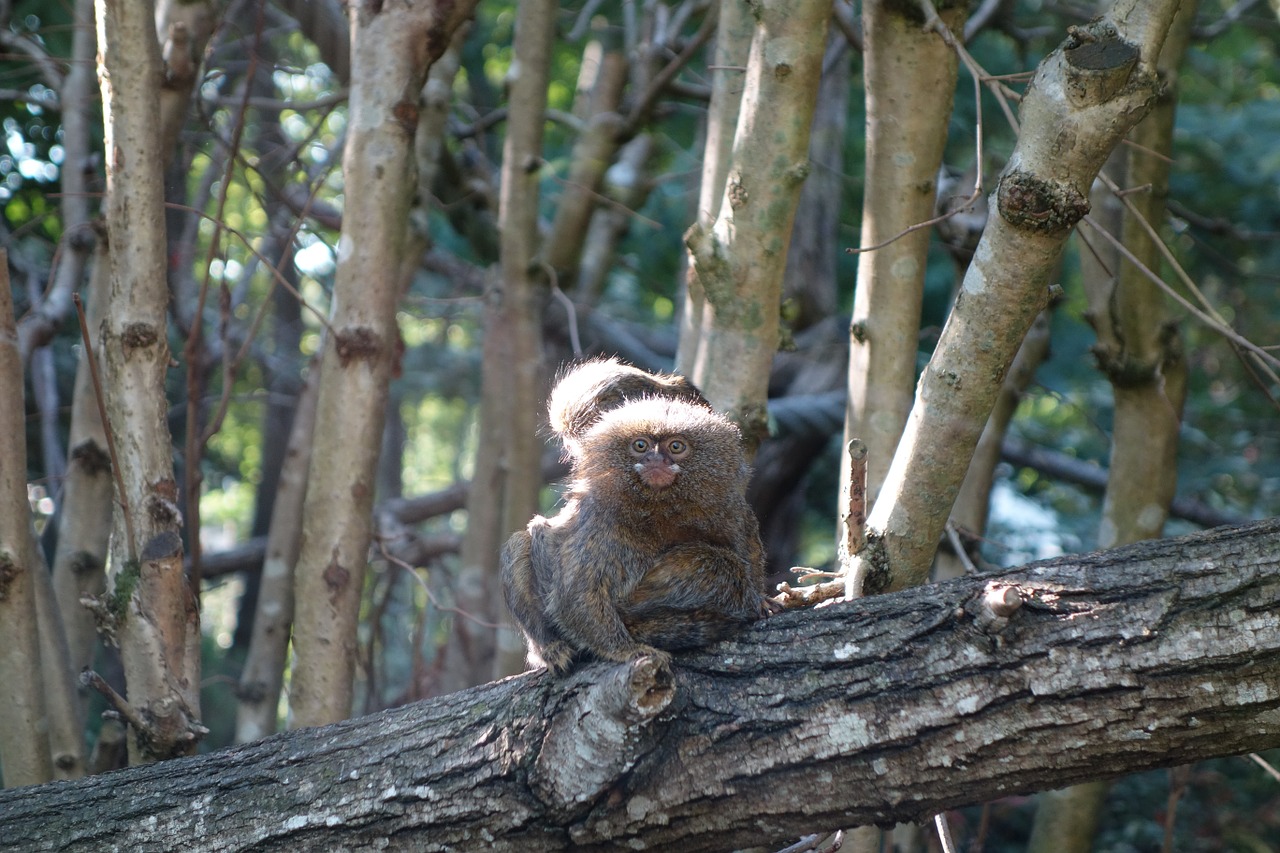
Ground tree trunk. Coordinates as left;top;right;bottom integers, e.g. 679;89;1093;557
677;0;752;377
448;0;554;692
234;360;319;743
290;0;477;727
94;0;201;762
849;0;1183;593
842;0;965;505
4;518;1278;849
682;0;830;446
0;254;54;788
1027;3;1197;847
50;247;112;706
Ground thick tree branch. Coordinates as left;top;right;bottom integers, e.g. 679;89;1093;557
4;518;1278;850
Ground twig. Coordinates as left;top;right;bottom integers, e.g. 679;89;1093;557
1246;752;1280;783
935;812;959;853
164;202;336;335
377;537;502;630
80;669;148;733
1082;213;1280;384
1161;765;1192;853
623;2;718;134
543;263;583;358
944;520;978;574
72;292;135;561
772;577;845;609
772;833;821;853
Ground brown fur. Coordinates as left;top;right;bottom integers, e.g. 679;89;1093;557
501;362;766;674
546;357;710;462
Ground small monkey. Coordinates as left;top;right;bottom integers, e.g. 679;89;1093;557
501;360;766;674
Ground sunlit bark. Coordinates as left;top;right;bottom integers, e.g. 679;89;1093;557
291;0;478;727
848;0;1183;594
94;0;201;762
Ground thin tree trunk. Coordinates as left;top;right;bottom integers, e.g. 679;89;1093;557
234;360;319;743
847;0;1183;594
14;0;97;363
0;253;54;788
94;0;201;762
780;33;847;332
544;49;628;282
841;0;966;504
50;246;112;700
682;0;831;446
676;0;752;378
933;309;1050;581
1026;3;1197;848
290;0;477;727
444;0;554;691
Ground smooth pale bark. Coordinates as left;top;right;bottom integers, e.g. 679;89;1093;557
445;0;554;691
544;50;628;280
683;0;830;445
576;134;655;302
677;0;752;377
291;0;478;727
1090;1;1195;552
94;0;201;762
934;309;1050;584
0;254;54;788
842;0;966;504
2;518;1278;849
51;250;112;697
46;0;108;753
235;362;319;743
780;34;847;331
29;545;83;781
1027;5;1197;849
848;0;1183;594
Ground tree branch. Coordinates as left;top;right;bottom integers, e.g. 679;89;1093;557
4;518;1278;850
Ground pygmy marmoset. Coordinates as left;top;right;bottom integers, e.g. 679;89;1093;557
501;359;767;674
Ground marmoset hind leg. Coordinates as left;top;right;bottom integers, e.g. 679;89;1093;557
499;529;576;673
618;542;765;650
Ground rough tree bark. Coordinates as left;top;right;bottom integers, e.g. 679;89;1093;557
93;0;202;762
3;518;1277;850
290;0;477;727
848;0;1183;594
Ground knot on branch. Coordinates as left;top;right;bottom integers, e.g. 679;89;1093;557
80;670;208;760
970;582;1026;635
70;438;112;474
120;322;160;355
530;657;674;820
997;170;1089;234
1063;24;1139;107
334;326;383;367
